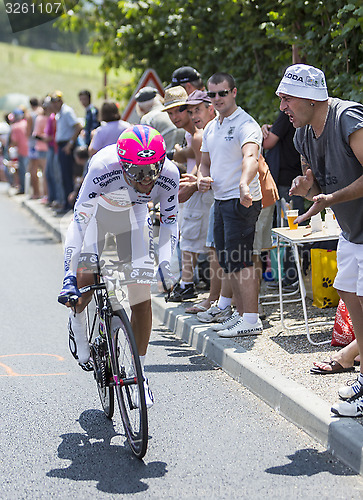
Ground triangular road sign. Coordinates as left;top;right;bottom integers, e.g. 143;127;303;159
122;69;165;124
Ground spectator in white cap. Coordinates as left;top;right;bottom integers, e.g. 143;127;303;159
277;64;363;418
135;86;184;156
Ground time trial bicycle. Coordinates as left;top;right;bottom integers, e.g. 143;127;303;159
70;258;148;459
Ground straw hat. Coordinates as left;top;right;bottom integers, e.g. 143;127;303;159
162;86;188;111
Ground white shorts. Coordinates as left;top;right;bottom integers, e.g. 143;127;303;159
206;203;215;248
82;204;155;282
253;204;275;255
334;234;363;296
180;190;214;253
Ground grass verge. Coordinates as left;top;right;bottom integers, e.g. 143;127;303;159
0;42;134;116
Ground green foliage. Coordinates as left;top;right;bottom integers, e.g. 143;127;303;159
59;0;363;124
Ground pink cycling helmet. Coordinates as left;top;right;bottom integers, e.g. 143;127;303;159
117;124;166;182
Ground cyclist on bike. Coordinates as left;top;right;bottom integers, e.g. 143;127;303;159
58;125;179;407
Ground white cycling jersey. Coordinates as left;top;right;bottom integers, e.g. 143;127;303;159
63;144;180;278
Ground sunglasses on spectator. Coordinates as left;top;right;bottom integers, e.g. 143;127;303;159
206;89;234;98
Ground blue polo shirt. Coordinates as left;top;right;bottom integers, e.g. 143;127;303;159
55;103;79;143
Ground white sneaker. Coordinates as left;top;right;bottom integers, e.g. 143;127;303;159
131;377;154;409
212;311;241;331
331;388;363;417
197;304;232;323
218;317;263;338
338;378;363;400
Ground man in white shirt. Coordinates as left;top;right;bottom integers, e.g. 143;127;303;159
198;72;263;337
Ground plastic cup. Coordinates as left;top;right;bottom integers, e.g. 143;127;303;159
326;207;336;219
310;213;323;232
286;209;299;230
325;214;336;232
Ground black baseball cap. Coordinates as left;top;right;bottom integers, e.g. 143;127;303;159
171;66;201;86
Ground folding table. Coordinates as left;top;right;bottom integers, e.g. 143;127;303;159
271;225;340;346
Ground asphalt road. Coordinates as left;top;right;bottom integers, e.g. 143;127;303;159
1;185;363;499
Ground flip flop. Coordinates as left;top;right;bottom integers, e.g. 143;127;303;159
310;359;355;375
185;303;208;314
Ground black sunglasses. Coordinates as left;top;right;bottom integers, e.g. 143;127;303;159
206;89;233;98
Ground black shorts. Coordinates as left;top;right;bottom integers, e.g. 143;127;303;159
214;199;261;273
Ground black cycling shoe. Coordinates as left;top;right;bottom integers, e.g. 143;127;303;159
168;283;198;302
79;360;94;372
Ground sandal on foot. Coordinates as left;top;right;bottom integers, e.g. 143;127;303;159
185;303;209;314
310;359;355;375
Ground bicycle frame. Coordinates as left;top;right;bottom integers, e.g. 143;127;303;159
80;267;148;458
82;280;132;390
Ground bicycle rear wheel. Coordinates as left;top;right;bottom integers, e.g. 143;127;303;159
110;310;148;459
86;303;114;419
92;337;114;419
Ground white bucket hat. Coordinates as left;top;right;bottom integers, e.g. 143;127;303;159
276;64;328;101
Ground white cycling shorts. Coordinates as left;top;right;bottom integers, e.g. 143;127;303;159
82;203;155;279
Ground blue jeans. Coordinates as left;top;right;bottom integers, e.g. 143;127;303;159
46;146;63;204
17;155;28;194
57;143;74;210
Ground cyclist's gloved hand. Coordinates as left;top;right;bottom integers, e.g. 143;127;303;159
58;276;81;305
157;261;175;293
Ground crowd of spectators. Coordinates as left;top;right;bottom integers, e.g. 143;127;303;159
0;69;295;334
0;71;301;322
2;65;363;418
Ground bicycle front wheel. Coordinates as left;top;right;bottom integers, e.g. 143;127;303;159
110;310;148;459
